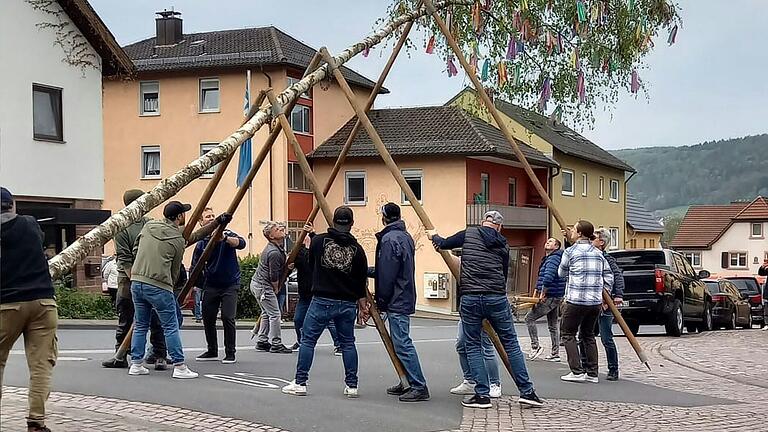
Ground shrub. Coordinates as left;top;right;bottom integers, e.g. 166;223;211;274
237;254;261;319
54;285;116;319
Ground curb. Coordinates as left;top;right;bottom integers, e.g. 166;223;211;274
57;320;294;330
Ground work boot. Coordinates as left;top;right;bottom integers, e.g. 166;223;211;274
386;383;409;396
101;357;128;369
399;387;430;402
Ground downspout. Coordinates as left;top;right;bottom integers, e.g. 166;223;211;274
624;171;637;248
260;66;274;221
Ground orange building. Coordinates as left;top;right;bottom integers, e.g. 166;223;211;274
102;12;379;258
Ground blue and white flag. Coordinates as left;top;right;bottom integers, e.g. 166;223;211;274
236;70;252;187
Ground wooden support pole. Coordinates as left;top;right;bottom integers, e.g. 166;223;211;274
422;0;649;370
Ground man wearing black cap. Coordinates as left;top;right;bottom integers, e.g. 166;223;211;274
102;189;168;369
369;203;429;402
0;187;57;432
283;206;370;398
432;210;543;409
128;200;229;379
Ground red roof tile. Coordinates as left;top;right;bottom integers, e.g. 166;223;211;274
732;196;768;220
670;203;747;249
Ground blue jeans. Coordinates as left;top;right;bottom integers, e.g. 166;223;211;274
456;319;500;386
460;294;534;397
599;312;618;373
294;298;339;347
130;281;185;365
295;297;358;387
193;287;202;320
388;313;427;390
277;288;287;314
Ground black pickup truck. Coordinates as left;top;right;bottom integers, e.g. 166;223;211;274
609;249;711;336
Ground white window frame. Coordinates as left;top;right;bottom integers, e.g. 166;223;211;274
609;179;620;202
608;227;620;250
508;177;517;206
289;104;311;135
139;81;160;116
287;76;312;99
682;252;702;268
751;222;763;238
581;173;588;197
288;162;311;192
598;176;604;200
729;252;748;269
561;169;575;196
199;78;220;113
344;171;367;206
479;173;490;204
199;143;221;178
400;169;423;205
141;145;161;179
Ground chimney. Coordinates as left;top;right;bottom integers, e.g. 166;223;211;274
155;9;183;46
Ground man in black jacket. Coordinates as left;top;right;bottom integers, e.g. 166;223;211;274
282;206;369;398
369;203;429;402
432;210;542;409
0;187;57;432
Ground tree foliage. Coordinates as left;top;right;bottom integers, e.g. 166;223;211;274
661;214;682;246
386;0;680;125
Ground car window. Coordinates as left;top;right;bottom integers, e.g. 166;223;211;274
610;251;666;269
728;278;759;294
705;281;720;295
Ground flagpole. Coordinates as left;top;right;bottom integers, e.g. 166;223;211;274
246;69;254;255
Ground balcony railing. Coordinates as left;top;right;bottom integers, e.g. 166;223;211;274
467;204;548;229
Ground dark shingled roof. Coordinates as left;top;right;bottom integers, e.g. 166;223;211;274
446;89;635;173
309;106;557;168
122;26;383;92
627;194;664;233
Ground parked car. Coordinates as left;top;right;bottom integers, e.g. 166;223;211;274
703;279;752;329
609;249;711;337
724;276;763;326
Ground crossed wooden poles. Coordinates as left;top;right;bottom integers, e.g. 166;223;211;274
112;0;648;376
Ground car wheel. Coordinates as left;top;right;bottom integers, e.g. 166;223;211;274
665;299;684;337
725;309;736;330
741;312;752;329
697;302;713;333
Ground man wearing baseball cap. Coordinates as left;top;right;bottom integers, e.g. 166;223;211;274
128;200;230;379
0;187;58;432
432;210;543;409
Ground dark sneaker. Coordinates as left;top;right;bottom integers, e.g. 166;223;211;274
154;357;168;371
333;346;342;356
270;344;294;354
289;342;300;351
399;387;430;402
255;341;272;352
196;351;219;362
386;383;409;396
606;371;619;381
101;357;128;369
518;390;544;407
222;355;236;364
27;423;52;432
462;394;492;409
144;354;158;365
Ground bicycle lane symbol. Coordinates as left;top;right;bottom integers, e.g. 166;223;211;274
204;372;292;389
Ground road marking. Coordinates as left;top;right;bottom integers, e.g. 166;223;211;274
204;374;280;388
57;356;90;361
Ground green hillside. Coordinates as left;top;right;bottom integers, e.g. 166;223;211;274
614;134;768;213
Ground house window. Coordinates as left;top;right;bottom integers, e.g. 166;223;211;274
599;176;604;200
344;171;366;205
290;105;311;134
140;81;159;115
199;78;220;112
32;84;63;141
508;178;517;206
561;170;574;196
730;252;748;268
609;179;620;202
199;144;222;178
288;162;310;191
683;252;702;268
478;173;490;204
401;169;423;204
285;221;305;249
649;239;655;248
141;146;161;179
751;223;763;238
287;76;312;99
609;227;619;250
630;238;637;249
643;239;647;248
581;173;588;197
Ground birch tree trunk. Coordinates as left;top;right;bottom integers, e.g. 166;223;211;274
48;0;470;279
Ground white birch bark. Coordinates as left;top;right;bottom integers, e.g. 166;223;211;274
48;0;469;279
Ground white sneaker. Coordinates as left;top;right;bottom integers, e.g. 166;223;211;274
282;381;308;396
489;383;502;398
344;385;359;398
585;375;599;384
450;380;475;395
128;364;149;376
543;355;561;362
172;364;199;379
560;372;586;383
762;325;768;331
528;346;544;360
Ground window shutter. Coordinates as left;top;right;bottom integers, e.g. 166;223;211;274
721;252;729;269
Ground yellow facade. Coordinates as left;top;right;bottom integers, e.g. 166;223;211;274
448;90;627;248
626;226;663;249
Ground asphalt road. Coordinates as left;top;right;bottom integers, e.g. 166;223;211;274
3;319;732;432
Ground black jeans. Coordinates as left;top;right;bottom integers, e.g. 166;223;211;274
560;302;601;376
115;292;166;358
202;285;238;356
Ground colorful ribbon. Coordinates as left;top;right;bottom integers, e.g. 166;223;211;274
498;61;508;86
668;24;678;45
481;59;490;80
506;36;517;60
631;70;640;93
447;57;458;77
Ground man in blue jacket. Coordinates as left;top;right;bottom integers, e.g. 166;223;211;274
368;203;429;402
525;238;566;362
192;207;246;364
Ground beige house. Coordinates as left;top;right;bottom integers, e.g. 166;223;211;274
626;193;664;249
447;88;635;249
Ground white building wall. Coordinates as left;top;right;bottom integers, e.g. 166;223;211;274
0;0;104;200
700;222;768;274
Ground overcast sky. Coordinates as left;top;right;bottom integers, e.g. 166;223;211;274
89;0;768;150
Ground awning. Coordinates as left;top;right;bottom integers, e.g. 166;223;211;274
21;207;111;225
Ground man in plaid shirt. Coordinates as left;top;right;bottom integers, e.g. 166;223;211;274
557;220;614;384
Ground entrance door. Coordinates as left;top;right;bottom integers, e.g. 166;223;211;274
507;247;533;299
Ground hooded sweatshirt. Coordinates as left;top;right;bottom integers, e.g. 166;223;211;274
131;218;185;292
309;228;368;303
0;213;55;304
